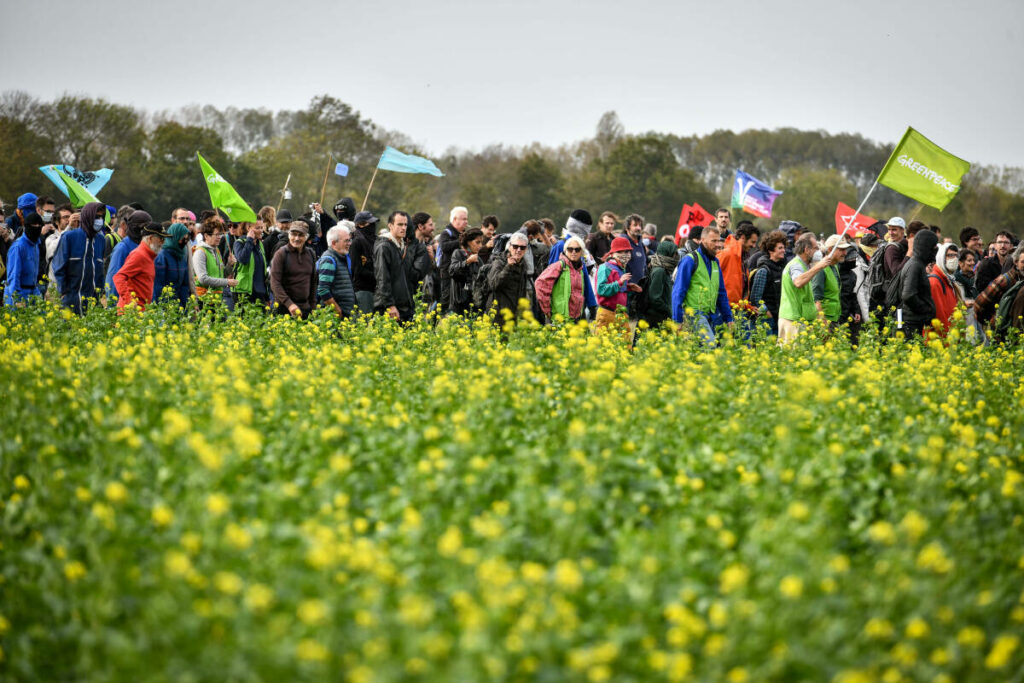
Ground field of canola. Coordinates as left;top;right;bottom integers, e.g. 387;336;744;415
1;301;1022;681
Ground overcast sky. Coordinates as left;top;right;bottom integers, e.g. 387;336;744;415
2;0;1021;167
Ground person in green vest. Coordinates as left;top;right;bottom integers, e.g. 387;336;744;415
233;219;270;309
670;224;733;345
778;232;842;344
192;218;238;304
812;234;853;330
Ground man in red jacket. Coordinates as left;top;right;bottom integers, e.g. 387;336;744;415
113;222;170;313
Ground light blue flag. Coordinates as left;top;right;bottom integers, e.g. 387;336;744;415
377;146;444;177
335;162;349;177
39;164;113;198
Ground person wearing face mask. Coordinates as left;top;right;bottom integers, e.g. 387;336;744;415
112;223;171;313
898;227;939;338
671;225;734;345
153;223;192;309
4;213;44;306
105;209;151;306
595;236;642;343
52;202;107;314
928;243;963;336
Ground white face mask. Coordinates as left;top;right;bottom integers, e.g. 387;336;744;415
811;249;823;264
42;211;54;223
93;218;104;230
945;257;959;272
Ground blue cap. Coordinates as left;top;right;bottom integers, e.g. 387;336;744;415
17;193;37;210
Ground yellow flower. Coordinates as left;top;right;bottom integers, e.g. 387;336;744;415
297;599;328;625
244;583;274;611
916;542;954;573
864;618;894;639
295;638;329;662
957;626;985;647
13;475;30;490
985;634;1019;669
905;617;929;639
151;503;174;527
553;559;583;591
899;511;929;542
205;493;230;516
787;501;809;521
232;424;263;458
437;526;462;557
164;550;192;577
104;481;128;503
867;521;896;545
63;560;87;582
779;575;803;599
719;563;749;594
224;523;252;549
213;571;242;595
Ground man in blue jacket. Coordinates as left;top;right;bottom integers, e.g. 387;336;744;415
671;224;733;345
104;210;150;305
52;202;107;315
4;213;44;306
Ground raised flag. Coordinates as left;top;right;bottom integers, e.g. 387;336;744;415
674;202;714;244
834;202;878;237
197;152;257;222
731;170;782;218
40;164;113;198
377;146;444;177
48;167;99;209
334;162;349;177
877;127;971;210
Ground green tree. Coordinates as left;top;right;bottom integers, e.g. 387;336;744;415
0;116;54;203
772;167;858;233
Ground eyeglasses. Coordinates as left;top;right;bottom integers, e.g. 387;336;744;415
510;244;527;251
565;247;582;253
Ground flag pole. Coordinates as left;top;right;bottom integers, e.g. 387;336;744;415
275;173;292;214
361;161;382;212
319;154;333;206
907;203;924;224
829;179;879;258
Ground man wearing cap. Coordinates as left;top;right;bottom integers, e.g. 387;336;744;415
105;209;150;305
52;202;107;315
4;193;37;234
263;208;293;263
812;234;852;328
883;217;908;281
671;225;733;345
269;217;317;319
374;211;415;322
350;210;380;315
777;232;842;344
112;223;171;313
4;212;44;307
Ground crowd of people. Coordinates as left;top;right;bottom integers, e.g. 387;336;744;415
2;190;1022;346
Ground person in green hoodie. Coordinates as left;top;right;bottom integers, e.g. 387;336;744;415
152;223;191;308
644;240;680;328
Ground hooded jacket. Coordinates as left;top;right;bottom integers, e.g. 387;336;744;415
900;228;938;329
928;243;960;335
350;223;378;293
51;202;106;314
718;234;748;306
645;241;680;325
153;223;191;308
3;233;41;305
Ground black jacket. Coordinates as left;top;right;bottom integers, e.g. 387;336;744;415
373;236;414;313
437;226;461;282
900;229;939;328
405;237;432;299
975;254;1007;295
350;224;378;293
838;254;860;323
448;247;481;315
751;252;784;319
487;255;529;319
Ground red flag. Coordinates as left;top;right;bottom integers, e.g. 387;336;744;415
675;202;715;244
834;202;877;237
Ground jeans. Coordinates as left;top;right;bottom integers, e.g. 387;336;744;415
355;290;375;315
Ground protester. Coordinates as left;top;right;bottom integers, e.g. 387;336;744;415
4;193;37;234
974;246;1024;324
488;232;531;323
193;217;238;303
812;234;852;329
548;209;599;317
883;217;908;278
113;223;170;313
263;208;292;262
585;211;618;262
480;215;499;262
350;211;380;315
976;231;1015;293
52;202;106;314
105;210;151;304
233;219;270;308
898;227;939;338
4;212;43;306
929;243;962;335
596;237;640;340
714;208;731;237
777;233;841;344
719;221;760;308
643;239;680;328
525;220;550;267
437;206;469;314
103;205;133;276
534;234;586;324
374;211;415;322
959;226;984;262
45;204;74;296
152;223;191;308
954;250;979;303
407;212;435;301
642;224;658;256
748;230;787;335
671;225;733;345
269;218;316;318
448;228;484;317
316;223;356;319
620;214;647;284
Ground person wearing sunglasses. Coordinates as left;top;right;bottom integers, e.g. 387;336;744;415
487;232;531;324
534;235;586;324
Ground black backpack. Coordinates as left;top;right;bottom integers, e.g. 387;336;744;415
884;265;906;312
866;242;900;313
628;274;650;319
472;261;495;311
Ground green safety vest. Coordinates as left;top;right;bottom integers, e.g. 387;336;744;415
779;257;818;322
194;246;224;293
233;240;265;294
683;251;720;314
821;265;840;322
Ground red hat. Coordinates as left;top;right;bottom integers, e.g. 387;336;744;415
608;236;632;255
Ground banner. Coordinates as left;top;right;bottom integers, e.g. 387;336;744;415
197;153;258;222
39;164;113;198
731;170;782;218
877;127;971;210
49;167;99;209
377;146;444;177
834;202;878;236
674;202;714;244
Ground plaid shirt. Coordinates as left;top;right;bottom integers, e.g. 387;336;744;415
974;268;1022;322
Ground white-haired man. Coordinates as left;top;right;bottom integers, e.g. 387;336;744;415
437;206;468;314
316;223;356;318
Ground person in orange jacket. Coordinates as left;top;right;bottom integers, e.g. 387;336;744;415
718;221;760;310
928;242;963;336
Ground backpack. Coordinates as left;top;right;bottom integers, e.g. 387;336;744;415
866;242;900;313
993;279;1024;338
883;265;905;312
628;274;650;319
472;261;495;311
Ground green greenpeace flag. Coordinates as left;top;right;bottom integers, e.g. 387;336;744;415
49;166;99;209
877;127;971;210
197;152;257;222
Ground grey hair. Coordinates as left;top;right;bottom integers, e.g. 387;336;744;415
794;232;817;256
564;235;585;251
509;232;529;246
450;206;468;222
643;223;657;236
327;222;352;246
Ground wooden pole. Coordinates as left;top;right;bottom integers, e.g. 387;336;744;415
360;166;380;212
907;203;924;224
275;173;292;214
319;154;333;206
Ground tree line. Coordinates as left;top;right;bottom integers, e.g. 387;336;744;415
2;91;1022;242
